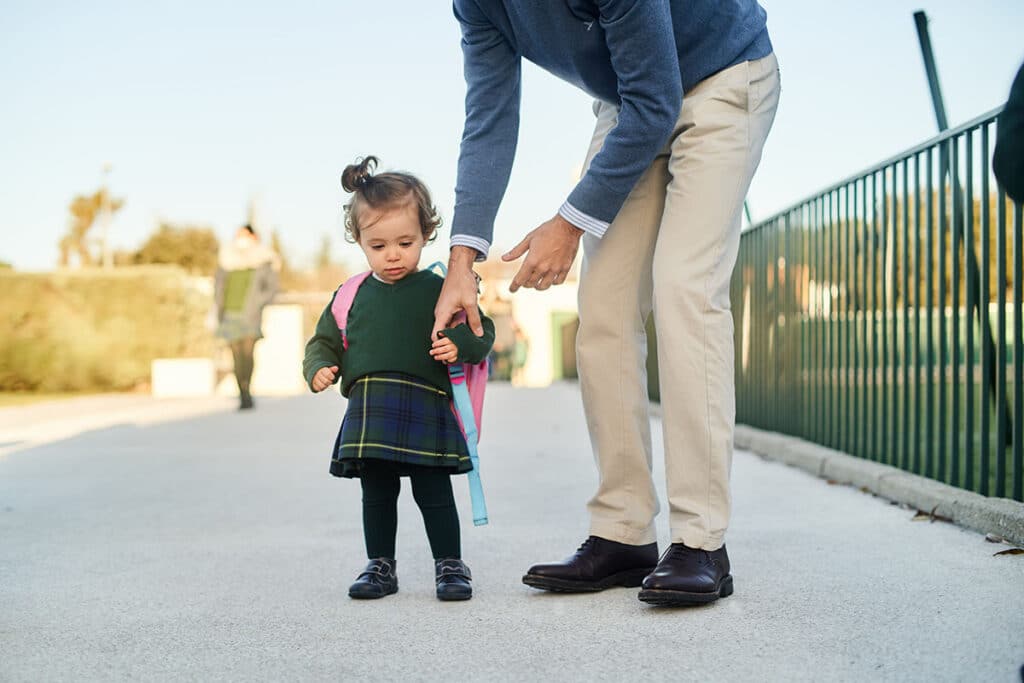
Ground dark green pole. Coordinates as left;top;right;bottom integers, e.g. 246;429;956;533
914;10;1010;456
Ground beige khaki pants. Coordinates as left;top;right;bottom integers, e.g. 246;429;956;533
577;53;780;550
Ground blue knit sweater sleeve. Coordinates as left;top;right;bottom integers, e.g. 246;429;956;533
565;0;682;234
452;0;683;246
451;0;522;259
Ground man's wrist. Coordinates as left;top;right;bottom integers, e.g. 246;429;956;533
448;245;479;270
555;213;585;238
558;201;609;239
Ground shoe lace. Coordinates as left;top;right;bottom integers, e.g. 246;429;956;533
663;543;706;564
576;536;600;554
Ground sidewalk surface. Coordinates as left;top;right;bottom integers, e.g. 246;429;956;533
2;384;1022;681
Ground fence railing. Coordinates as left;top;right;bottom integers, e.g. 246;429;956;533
733;107;1024;502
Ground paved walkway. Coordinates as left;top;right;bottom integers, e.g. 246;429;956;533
1;384;1022;681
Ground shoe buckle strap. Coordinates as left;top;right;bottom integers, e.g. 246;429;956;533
363;561;395;578
436;563;471;580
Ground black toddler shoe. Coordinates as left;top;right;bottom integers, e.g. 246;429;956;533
435;558;473;601
638;542;733;606
522;536;659;592
348;558;398;599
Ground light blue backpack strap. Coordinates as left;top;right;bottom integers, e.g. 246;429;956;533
433;259;488;525
449;364;488;526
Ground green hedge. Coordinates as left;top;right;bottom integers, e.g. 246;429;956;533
0;266;213;392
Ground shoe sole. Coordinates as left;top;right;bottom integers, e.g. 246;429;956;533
521;567;655;593
348;585;399;600
637;575;734;606
437;592;473;602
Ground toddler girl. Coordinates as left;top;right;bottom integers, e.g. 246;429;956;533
304;156;494;601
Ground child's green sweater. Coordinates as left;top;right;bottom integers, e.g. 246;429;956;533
303;270;495;397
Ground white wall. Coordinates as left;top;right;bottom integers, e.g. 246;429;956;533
217;304;307;397
506;281;579;387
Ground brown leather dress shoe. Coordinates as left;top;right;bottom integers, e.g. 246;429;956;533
638;543;733;606
522;536;659;592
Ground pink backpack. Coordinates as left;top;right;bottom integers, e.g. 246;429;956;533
330;267;489;525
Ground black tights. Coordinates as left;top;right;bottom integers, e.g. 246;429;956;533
360;461;461;560
230;337;256;397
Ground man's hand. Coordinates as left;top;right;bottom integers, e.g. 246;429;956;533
311;365;338;393
502;214;584;292
432;246;484;341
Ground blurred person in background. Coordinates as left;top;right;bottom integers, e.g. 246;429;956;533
994;62;1024;203
510;324;528;387
214;224;279;410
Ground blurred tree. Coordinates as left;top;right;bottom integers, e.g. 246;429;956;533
270;230;290;273
112;249;137;267
0;261;12;270
134;223;219;275
59;189;124;267
271;229;309;291
316;234;333;270
311;232;349;291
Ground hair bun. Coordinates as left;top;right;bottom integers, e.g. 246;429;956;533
341;155;379;192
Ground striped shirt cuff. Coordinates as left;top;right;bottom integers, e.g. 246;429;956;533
450;234;490;262
559;201;610;239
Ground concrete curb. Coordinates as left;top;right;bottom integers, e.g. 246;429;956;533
735;424;1024;548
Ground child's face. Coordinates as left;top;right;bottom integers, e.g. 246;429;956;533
356;204;426;284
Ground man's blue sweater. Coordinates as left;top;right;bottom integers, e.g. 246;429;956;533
451;0;773;256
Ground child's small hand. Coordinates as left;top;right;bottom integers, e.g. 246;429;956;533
430;334;458;365
311;365;338;392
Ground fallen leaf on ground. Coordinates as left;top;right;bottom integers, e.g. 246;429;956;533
993;548;1024;557
928;505;953;523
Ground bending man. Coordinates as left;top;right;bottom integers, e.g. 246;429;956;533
434;0;780;606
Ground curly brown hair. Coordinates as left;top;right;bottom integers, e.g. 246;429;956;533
340;156;441;244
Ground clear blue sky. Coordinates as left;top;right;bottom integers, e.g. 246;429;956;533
2;1;1022;271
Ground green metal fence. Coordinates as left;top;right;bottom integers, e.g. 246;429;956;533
733;107;1024;502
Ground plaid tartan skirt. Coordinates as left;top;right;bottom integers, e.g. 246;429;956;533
331;372;472;478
